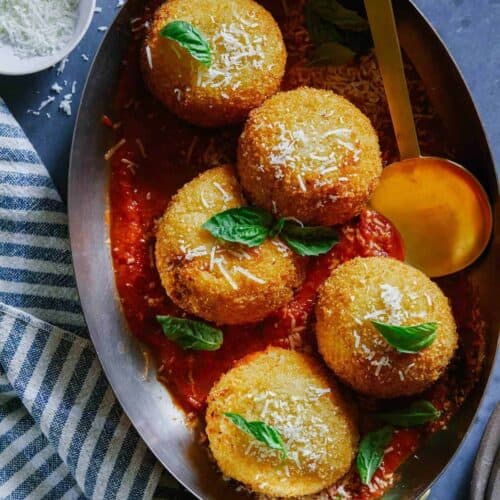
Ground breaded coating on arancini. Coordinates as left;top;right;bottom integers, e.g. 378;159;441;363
142;0;286;127
206;347;358;497
316;257;458;398
237;87;382;225
155;166;305;325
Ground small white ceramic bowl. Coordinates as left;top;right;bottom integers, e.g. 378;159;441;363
0;0;96;76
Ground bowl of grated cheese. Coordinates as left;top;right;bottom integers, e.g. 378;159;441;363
0;0;95;75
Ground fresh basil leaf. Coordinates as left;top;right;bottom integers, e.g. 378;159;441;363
203;207;338;256
305;2;343;45
269;217;286;238
156;316;222;350
375;401;441;427
309;0;369;32
224;413;287;459
280;220;338;256
339;28;373;54
304;0;373;65
371;321;438;354
160;21;211;67
202;206;273;247
356;426;393;485
309;42;356;66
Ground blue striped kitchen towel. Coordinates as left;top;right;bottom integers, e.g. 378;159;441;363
0;99;189;499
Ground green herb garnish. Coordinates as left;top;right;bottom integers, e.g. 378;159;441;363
202;206;273;247
224;413;287;459
305;0;373;66
279;220;339;256
202;206;338;257
375;401;441;427
371;321;438;354
309;42;356;66
356;426;393;485
156;316;222;350
160;21;211;67
308;0;369;31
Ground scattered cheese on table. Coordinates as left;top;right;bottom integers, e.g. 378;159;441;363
51;82;63;94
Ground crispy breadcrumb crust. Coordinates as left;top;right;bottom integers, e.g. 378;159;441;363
316;257;458;398
141;0;286;127
237;87;382;225
155;166;305;325
206;347;358;497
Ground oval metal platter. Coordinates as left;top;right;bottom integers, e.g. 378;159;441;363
69;1;500;498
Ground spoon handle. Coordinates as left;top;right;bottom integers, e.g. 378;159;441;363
364;0;420;159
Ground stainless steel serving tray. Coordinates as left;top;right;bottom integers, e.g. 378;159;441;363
68;1;500;498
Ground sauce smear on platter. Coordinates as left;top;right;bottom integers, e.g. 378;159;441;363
108;1;485;497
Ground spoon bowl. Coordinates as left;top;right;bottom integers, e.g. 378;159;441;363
370;156;493;277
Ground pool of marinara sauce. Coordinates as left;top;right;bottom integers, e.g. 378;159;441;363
107;5;485;499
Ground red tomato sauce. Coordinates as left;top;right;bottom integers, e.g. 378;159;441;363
108;2;485;497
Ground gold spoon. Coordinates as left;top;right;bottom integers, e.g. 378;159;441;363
364;0;492;277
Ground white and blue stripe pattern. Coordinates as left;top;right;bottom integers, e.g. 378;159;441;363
0;98;187;499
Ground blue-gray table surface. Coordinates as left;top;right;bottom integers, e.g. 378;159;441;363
0;1;498;499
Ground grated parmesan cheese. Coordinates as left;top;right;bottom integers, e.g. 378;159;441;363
120;158;138;170
233;266;265;284
264;118;361;189
184;245;208;261
194;13;267;91
215;260;238;290
209;245;217;271
58;94;72;116
319;166;338;175
56;57;68;74
104;138;125;160
353;330;360;349
212;182;232;202
371;355;390;376
51;82;63;94
238;385;338;476
297;173;307;192
38;96;55;110
380;284;403;322
226;249;251;260
145;45;153;69
335;485;350;498
0;0;79;58
271;239;290;256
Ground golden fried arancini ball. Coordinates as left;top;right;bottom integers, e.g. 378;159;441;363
316;257;458;399
237;87;382;225
155;166;305;325
142;0;286;127
206;347;358;497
